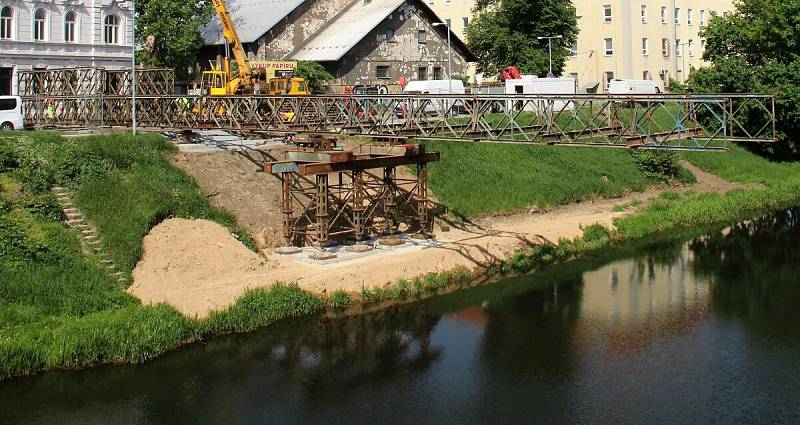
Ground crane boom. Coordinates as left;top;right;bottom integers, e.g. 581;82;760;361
210;0;252;86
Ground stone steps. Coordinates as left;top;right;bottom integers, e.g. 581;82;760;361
51;186;128;285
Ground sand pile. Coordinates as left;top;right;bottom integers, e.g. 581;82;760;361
128;218;270;317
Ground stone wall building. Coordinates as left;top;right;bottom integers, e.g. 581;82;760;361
0;0;133;95
201;0;476;88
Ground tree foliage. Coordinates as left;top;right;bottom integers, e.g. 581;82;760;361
466;0;578;77
686;0;800;158
294;61;334;93
135;0;213;79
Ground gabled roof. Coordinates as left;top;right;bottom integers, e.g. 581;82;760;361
200;0;305;44
288;0;478;62
289;0;404;61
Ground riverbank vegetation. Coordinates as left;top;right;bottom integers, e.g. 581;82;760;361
0;133;311;379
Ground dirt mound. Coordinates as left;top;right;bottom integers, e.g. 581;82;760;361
169;150;285;250
128;218;270;317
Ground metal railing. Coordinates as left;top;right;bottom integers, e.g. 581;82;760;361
21;93;777;150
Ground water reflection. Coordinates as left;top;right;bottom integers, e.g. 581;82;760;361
3;209;800;424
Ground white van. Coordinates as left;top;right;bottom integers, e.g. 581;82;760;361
399;80;466;117
0;96;24;131
607;79;661;94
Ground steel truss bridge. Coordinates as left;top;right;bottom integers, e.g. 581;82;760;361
22;93;776;151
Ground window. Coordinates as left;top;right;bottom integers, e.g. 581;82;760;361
642;38;649;56
687;9;693;25
418;66;427;80
688;39;694;57
700;38;706;51
33;8;46;41
676;39;682;57
604;38;613;56
603;5;612;23
604;71;614;88
64;11;76;42
376;65;390;79
660;70;669;83
417;30;426;43
660;6;667;24
643;70;652;80
462;17;468;35
0;6;11;40
104;14;119;44
662;38;670;56
700;10;706;25
0;97;16;111
570;41;578;56
445;0;451;4
433;66;442;80
569;72;578;87
641;5;647;23
385;29;395;42
674;8;680;25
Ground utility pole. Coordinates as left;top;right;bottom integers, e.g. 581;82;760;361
432;21;452;94
537;35;563;77
131;0;137;135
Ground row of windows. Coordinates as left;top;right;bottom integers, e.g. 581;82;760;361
375;65;446;80
603;5;709;26
596;37;704;57
0;6;120;44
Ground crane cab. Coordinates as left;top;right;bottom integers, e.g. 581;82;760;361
201;70;231;96
268;77;310;96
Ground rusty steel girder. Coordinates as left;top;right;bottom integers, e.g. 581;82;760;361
268;142;438;248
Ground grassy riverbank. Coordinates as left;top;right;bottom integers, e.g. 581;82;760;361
2;132;799;380
0;132;316;379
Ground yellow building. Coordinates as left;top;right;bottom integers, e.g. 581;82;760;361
429;0;735;90
564;0;735;92
424;0;474;42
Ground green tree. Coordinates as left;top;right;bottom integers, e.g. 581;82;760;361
466;0;578;77
686;0;800;157
135;0;213;79
294;61;334;93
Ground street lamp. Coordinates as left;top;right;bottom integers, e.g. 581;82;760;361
131;0;137;135
537;35;563;77
432;22;452;94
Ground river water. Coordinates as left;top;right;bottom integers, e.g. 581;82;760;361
2;209;800;424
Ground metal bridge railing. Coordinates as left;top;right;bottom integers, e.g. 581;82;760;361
21;93;777;150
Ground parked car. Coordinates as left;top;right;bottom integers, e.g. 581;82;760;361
0;96;23;131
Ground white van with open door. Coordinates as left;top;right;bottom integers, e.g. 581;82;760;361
0;96;23;130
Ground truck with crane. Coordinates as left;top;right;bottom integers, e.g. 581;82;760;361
202;0;310;96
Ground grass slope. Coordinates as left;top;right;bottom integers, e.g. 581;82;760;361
0;133;322;379
425;141;681;217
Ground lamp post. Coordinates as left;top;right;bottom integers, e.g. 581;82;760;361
432;22;452;94
131;0;137;135
537;35;563;77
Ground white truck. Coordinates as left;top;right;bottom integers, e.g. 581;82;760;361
504;76;576;111
607;79;661;94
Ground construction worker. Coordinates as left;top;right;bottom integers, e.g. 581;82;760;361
45;99;55;123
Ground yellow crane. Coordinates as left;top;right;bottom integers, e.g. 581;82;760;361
203;0;310;96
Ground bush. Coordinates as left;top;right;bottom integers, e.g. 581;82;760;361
330;290;353;310
630;150;683;183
